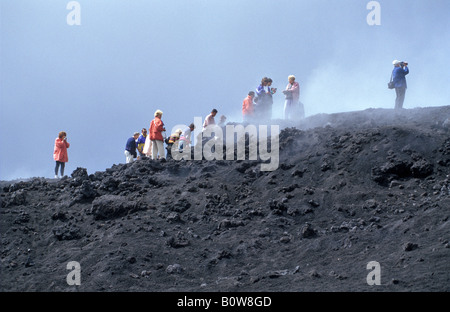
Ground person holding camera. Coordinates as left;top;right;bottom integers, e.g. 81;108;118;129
392;60;409;109
255;77;270;120
255;77;276;120
53;131;70;178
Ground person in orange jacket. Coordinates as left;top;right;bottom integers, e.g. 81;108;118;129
242;91;255;123
53;131;70;178
149;109;166;160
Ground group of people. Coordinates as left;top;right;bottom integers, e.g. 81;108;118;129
121;73;305;165
123;108;231;163
242;75;304;122
52;74;307;173
53;63;410;175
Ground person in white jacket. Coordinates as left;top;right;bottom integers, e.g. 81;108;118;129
282;75;302;120
203;109;218;130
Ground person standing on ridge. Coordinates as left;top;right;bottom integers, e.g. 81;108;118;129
266;78;276;119
53;131;70;178
256;77;270;120
242;91;256;123
124;132;139;163
136;128;147;159
149;109;166;160
200;108;219;150
283;75;301;120
203;109;218;130
218;115;227;128
392;60;409;109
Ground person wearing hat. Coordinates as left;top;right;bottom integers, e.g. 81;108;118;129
149;109;166;160
125;132;140;163
165;129;183;159
392;60;409;109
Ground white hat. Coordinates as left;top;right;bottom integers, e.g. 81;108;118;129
392;60;401;65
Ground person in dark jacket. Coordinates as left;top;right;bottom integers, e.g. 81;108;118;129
266;78;276;119
392;60;409;109
125;132;139;163
242;91;256;123
256;77;271;120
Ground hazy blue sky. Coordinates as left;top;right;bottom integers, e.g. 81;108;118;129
1;0;449;180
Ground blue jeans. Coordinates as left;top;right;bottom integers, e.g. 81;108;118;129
55;161;65;176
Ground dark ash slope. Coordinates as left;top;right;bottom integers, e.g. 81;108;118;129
1;106;449;292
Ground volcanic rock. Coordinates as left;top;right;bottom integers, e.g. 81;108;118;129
1;106;449;292
90;195;147;220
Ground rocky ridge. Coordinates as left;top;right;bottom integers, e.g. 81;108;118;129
1;106;449;291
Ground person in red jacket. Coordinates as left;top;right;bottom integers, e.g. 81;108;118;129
53;131;70;178
242;91;255;123
149;109;166;160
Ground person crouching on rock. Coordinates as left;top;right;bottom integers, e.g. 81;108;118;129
53;131;70;178
125;132;139;163
149;109;166;160
166;129;182;159
179;123;195;152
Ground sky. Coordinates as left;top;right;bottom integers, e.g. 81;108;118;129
1;0;449;180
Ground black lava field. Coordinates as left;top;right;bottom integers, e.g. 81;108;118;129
1;106;449;292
